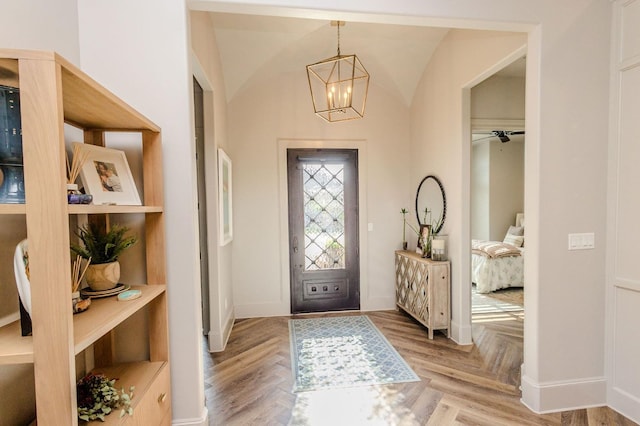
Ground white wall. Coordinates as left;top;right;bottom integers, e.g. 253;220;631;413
471;75;526;121
521;2;610;412
471;141;490;240
77;1;207;424
472;137;525;241
190;11;235;352
488;137;524;240
228;71;411;317
0;0;80;63
0;1;80;423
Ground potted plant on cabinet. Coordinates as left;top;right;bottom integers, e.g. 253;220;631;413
70;222;137;291
401;212;430;258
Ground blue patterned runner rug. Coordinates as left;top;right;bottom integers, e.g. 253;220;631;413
289;315;420;392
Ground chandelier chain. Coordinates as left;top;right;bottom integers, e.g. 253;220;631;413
337;22;341;56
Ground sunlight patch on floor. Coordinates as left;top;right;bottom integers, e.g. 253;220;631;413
472;312;524;323
290;385;420;426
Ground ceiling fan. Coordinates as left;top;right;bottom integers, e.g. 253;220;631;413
473;130;524;143
474;130;525;143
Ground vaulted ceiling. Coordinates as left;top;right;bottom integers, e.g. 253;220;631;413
208;13;526;108
209;13;450;106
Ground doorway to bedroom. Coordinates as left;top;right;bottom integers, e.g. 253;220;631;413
469;57;525;387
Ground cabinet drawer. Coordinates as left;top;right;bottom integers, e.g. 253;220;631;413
124;363;171;425
97;362;171;425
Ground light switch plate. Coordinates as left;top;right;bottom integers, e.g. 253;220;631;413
568;233;595;250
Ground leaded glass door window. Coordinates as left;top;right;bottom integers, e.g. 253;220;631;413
287;149;360;313
303;163;345;270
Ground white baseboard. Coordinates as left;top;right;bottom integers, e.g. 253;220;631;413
360;296;395;312
236;297;397;318
234;302;289;318
520;374;606;413
450;319;473;345
208;309;235;352
172;406;208;426
608;386;640;424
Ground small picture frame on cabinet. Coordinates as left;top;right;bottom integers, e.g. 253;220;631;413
74;142;141;205
417;224;431;250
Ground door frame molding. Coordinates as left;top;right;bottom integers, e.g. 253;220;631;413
278;139;369;314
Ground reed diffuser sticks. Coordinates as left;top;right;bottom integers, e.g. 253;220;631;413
71;255;91;293
66;143;90;184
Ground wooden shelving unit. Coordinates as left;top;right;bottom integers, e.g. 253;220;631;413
0;49;170;425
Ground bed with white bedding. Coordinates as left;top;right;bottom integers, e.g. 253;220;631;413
471;214;524;294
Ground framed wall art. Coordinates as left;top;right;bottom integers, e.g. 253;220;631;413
73;142;141;205
218;148;233;246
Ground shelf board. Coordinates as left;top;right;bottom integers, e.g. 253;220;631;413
1;204;162;215
0;321;33;364
68;204;163;214
0;204;26;215
74;285;165;355
0;49;160;132
0;285;166;365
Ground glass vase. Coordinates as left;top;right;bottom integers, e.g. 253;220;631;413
0;85;24;204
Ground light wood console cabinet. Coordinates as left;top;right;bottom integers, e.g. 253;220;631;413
395;250;450;339
0;50;170;424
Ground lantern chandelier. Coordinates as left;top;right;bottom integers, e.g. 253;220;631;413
306;21;370;122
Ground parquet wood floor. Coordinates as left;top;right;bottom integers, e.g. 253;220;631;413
203;310;636;425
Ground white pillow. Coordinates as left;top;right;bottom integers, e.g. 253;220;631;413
503;234;524;247
506;225;524;236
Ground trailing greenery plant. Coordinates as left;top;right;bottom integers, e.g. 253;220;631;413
70;222;137;264
76;373;134;422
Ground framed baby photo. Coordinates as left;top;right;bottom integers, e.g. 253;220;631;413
73;142;141;205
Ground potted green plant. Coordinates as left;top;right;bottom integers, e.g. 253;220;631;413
431;210;444;236
76;373;134;422
70;222;137;291
402;214;430;257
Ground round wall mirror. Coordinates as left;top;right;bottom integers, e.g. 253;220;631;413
415;175;446;234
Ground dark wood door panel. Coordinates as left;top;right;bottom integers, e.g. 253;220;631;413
287;148;359;313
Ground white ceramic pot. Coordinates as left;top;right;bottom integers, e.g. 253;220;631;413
85;261;120;291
